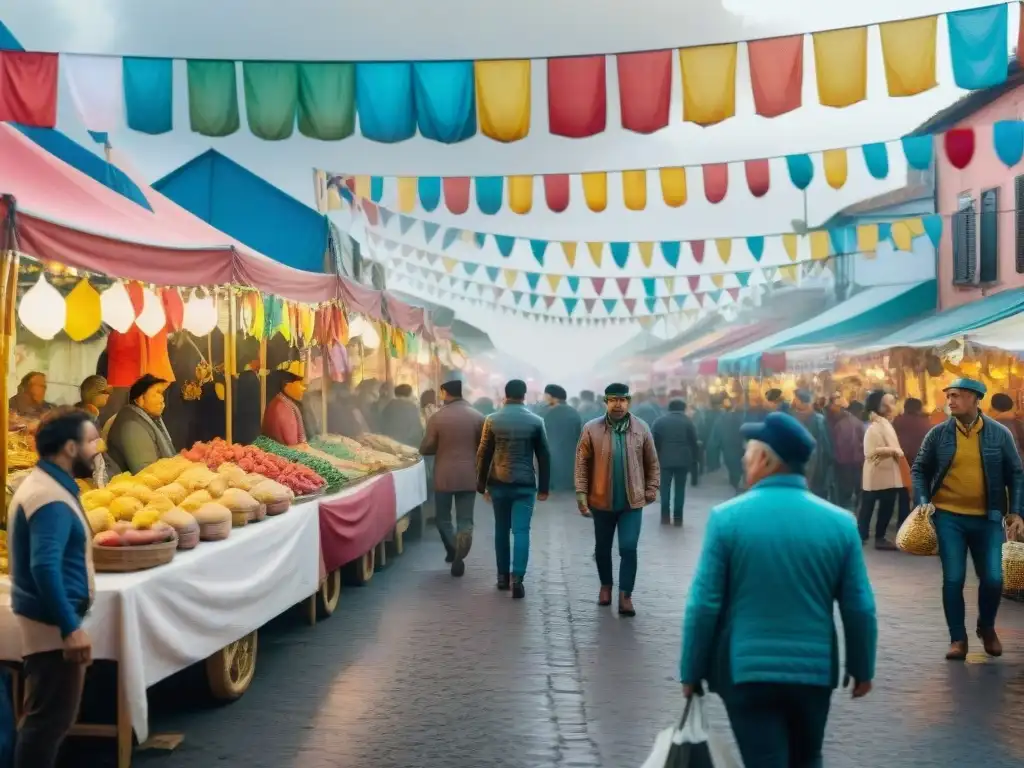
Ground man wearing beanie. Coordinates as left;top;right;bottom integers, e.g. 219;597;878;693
476;379;551;599
575;383;660;616
420;379;484;577
542;385;583;493
681;412;876;766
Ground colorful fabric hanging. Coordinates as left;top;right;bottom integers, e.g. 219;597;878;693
879;16;937;97
63;54;123;132
703;164;728;204
923;214;943;246
715;239;732;264
561;242;577;267
0;51;57;127
782;234;799;261
603;298;617;314
616;277;631;296
617;50;672;134
563;298;579;315
587;242;604;266
746;236;765;261
530;239;549;265
901;134;933;170
475;60;531;142
504;269;518;288
397;177;417;213
638;242;654;267
413;61;476;143
622;170;647;211
475;176;503;215
687;275;700;292
862;143;889;179
544;174;570;213
857;224;879;253
547;273;562;292
690;241;705;264
418;176;441;211
243;62;298;140
642;278;658;298
526;273;541;291
442;228;459;249
582;172;608;212
592;276;606;295
786;154;814;190
944;128;975;169
423;223;440;245
370;176;384;202
354;175;371;199
679;43;737;126
567;277;580;294
660;168;687;207
823;149;848;189
747;36;803;118
123;57;173;134
745;159;770;198
495;235;516;257
356;63;415;143
829;226;855;254
298;62;356;140
812;27;867;108
947;4;1008;90
890;221;914;251
443;177;471;214
611;243;630;269
809;230;831;260
660;242;681;268
547;56;606;138
509;176;533;214
993;120;1024;167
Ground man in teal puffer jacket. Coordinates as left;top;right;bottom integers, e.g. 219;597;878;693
680;412;877;768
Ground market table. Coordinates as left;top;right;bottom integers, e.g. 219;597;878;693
391;460;427;522
0;497;320;753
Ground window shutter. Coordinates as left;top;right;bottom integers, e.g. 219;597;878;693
979;187;998;283
1016;176;1024;273
953;199;977;285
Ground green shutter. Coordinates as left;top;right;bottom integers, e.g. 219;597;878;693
243;62;299;140
186;60;240;137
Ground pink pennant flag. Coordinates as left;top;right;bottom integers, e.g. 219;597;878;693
623;298;637;315
687;275;700;292
690;241;705;264
362;201;379;226
443;177;471;214
703;164;729;204
548;56;607;138
744;159;771;198
544;174;571;212
616;277;631;295
616;50;672;134
591;277;606;295
747;36;804;118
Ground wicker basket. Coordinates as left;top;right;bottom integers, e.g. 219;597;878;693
895;506;938;556
231;509;249;528
248;503;267;523
265;500;290;515
176;525;200;550
94;536;177;572
199;519;232;541
1003;540;1024;592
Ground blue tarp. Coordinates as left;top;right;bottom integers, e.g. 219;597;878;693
719;281;936;375
154;150;330;274
868;285;1024;348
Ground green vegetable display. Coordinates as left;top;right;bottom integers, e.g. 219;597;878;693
310;438;360;463
252;436;349;493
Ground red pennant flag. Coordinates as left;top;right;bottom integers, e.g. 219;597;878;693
687;275;700;292
617;50;672;134
544;295;556;309
544;174;571;212
362;201;379;226
443;177;471;214
548;56;607;138
591;277;606;295
0;51;58;127
944;128;975;170
747;36;803;118
161;289;185;331
703;164;729;204
727;288;740;302
745;159;771;198
623;298;637;315
690;241;705;264
616;277;631;296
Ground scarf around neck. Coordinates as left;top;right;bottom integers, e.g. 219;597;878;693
127;403;176;458
606;412;631;434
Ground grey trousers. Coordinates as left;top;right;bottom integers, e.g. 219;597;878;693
435;491;476;552
15;650;87;768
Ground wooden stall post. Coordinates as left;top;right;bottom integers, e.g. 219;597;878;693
258;336;268;418
225;290;237;443
320;346;330;437
0;249;20;499
381;322;392;383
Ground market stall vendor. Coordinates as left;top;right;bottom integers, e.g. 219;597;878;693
105;374;176;474
75;374;112;421
261;369;309;447
8;371;54;420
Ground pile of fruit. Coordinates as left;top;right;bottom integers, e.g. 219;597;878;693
182;438;326;497
320;434;405;470
252;436;348;493
92;520;177;548
360;433;419;460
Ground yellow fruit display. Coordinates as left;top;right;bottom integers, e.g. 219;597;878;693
206;476;228;498
145;495;175;513
106;472;134;489
177;466;217;492
155;482;187;505
135;473;164;491
86;507;116;534
160;507;198;530
180;489;212;512
147;458;190;485
131;507;162;530
110;496;144;522
81;489;115;511
121;484;155;505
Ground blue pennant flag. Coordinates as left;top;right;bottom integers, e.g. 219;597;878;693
660;241;681;268
442;228;460;249
567;276;580;294
474;232;487;248
923;215;943;247
563;297;578;315
526;272;541;291
861;143;889;180
418;176;441;211
785;154;814;190
529;293;540;308
736;271;751;287
993;121;1024;168
398;214;416;234
423;221;440;243
370;176;385;203
901;135;933;171
475;176;503;215
379;208;394;227
511;290;524;305
530;239;549;265
495;234;516;258
644;297;657;313
486;266;500;283
463;262;480;276
642;277;657;298
602;298;618;314
610;242;630;268
745;236;764;261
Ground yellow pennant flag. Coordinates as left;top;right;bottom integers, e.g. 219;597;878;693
638;242;654;267
475;60;531;142
354;175;371;199
561;242;577;267
711;273;725;288
582;172;608;213
810;231;831;260
622;170;648;211
856;224;879;253
891;221;913;251
442;257;458;274
509;175;533;214
664;276;675;294
587;242;604;267
782;233;799;261
715;238;732;264
813;27;868;108
679;43;738;126
547;273;563;292
778;265;798;283
823;149;848;190
461;229;475;245
905;218;925;237
504;269;519;288
879;16;938;97
397;177;417;213
660;168;687;207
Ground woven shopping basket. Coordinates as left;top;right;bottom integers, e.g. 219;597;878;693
896;505;938;556
1002;531;1024;601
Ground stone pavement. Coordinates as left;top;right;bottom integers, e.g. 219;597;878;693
64;473;1024;767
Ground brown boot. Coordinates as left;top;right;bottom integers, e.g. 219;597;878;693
618;593;636;617
598;586;612;606
945;640;968;660
977;627;1003;657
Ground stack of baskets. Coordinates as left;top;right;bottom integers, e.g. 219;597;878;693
94;535;178;572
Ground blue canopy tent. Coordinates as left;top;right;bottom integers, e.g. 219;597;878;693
718;280;936;375
153;150;331;274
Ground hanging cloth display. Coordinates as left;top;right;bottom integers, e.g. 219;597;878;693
678;43;737;126
475;60;531;142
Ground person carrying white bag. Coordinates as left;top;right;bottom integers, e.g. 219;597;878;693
678;413;878;768
641;694;737;768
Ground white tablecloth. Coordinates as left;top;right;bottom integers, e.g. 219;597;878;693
0;498;321;741
391;461;427;521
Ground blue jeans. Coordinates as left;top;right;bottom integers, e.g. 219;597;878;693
722;683;832;768
660;467;688;520
491;486;536;580
934;510;1004;642
593;508;643;594
434;491;475;553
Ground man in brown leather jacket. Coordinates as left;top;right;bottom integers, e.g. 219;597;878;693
575;383;660;616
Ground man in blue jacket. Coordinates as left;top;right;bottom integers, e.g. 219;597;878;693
9;409;101;768
476;379;551;599
680;412;876;768
911;377;1024;660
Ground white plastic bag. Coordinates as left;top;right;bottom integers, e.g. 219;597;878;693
641;696;720;768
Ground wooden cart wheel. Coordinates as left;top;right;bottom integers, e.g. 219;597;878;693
206;631;258;701
390;516;411;556
316;568;342;619
356;548;375;585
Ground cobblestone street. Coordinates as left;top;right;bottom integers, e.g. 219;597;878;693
68;473;1024;767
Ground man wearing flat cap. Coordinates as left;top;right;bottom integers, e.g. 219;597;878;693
420;380;485;577
542;385;583;493
681;412;876;766
911;377;1024;660
575;383;660;617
